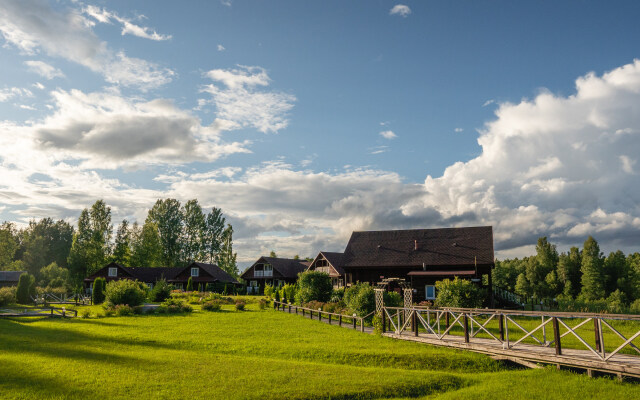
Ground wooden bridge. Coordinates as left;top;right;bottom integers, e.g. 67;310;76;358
381;306;640;379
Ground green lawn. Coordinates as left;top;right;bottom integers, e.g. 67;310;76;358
0;302;638;399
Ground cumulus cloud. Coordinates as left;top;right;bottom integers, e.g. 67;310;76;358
201;65;296;133
390;4;412;17
379;130;397;139
24;60;65;79
83;5;172;41
0;87;32;102
27;88;251;168
0;0;173;90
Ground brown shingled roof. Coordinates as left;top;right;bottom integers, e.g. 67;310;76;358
341;226;494;268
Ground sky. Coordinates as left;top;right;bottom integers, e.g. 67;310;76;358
1;0;640;267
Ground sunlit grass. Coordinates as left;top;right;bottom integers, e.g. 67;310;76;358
0;302;638;399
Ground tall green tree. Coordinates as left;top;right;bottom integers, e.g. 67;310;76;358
627;252;640;300
112;220;132;266
580;236;605;300
18;218;73;272
67;201;112;281
603;250;631;298
0;222;19;269
130;221;163;267
218;224;238;277
146;199;183;267
524;237;558;298
68;209;91;283
203;207;225;263
557;247;581;298
182;199;206;262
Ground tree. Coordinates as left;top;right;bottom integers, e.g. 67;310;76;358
186;276;193;292
557;247;581;298
580;236;605;300
294;270;332;304
39;262;69;288
182;199;206;262
203;207;225;264
67;209;91;283
515;273;530;297
92;277;106;304
19;218;74;273
604;250;631;297
112;220;132;266
435;277;486;308
16;273;35;304
524;237;558;298
293;254;300;260
218;224;238;277
269;250;277;258
0;222;19;268
130;222;163;268
146;199;183;267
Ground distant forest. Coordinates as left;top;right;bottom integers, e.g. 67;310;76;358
494;236;640;312
0;199;237;289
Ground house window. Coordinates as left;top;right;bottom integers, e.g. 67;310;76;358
108;267;117;277
191;267;199;277
425;285;436;300
249;280;258;287
254;265;264;277
264;264;273;277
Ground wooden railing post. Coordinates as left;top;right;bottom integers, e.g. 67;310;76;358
552;317;562;356
328;314;332;325
445;312;450;335
413;311;418;337
339;315;342;327
381;309;386;333
274;301;277;310
360;318;364;332
499;313;505;341
288;304;291;313
594;318;602;353
463;313;470;343
352;315;357;329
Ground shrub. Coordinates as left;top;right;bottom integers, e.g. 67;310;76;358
283;284;296;304
171;290;188;299
258;298;267;310
294;271;332;304
156;305;168;314
104;308;115;317
322;302;343;314
372;315;383;335
114;304;134;316
161;298;193;313
384;291;403;308
0;286;16;306
186;277;193;292
343;283;375;317
202;300;222;312
79;308;91;318
105;279;147;307
275;288;280;303
607;289;627;314
630;299;640;315
264;284;274;298
305;300;325;311
235;300;246;311
330;288;345;303
148;279;172;302
434;277;486;308
16;273;35;304
92;277;106;304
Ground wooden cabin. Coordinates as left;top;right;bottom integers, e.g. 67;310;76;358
241;257;310;294
306;252;345;289
84;261;239;292
0;271;26;288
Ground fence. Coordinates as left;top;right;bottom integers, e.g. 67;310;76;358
0;307;78;318
381;306;640;362
273;300;372;332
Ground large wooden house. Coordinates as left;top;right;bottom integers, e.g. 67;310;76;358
0;271;26;288
241;257;310;294
84;261;239;292
307;226;495;301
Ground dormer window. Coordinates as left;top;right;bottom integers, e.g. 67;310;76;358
191;267;199;277
108;267;117;277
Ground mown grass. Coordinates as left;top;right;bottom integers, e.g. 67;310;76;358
0;302;639;399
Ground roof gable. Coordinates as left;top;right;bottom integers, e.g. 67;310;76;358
242;256;308;279
308;252;345;276
190;262;239;284
341;226;494;268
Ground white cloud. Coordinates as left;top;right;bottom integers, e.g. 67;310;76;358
202;65;296;133
482;99;495;107
0;0;173;90
390;5;412;17
221;0;233;7
217;44;226;51
454;128;464;133
83;5;172;41
0;87;32;102
32;82;45;90
24;60;65;79
379;130;397;139
369;145;388;155
27;88;251;169
620;155;636;174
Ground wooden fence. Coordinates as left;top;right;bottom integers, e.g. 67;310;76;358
273;300;372;332
0;307;78;318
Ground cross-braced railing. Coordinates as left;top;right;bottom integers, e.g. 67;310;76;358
381;306;640;362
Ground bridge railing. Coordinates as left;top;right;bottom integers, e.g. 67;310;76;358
273;300;371;332
382;306;640;362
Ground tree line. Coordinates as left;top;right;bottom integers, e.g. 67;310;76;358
0;198;237;289
494;236;640;311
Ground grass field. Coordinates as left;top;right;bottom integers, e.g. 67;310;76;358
1;301;639;399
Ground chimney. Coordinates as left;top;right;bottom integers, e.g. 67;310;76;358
414;240;418;251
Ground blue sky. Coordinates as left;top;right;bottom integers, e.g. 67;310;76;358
2;1;640;263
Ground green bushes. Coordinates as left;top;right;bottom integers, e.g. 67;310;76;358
235;300;246;311
16;273;35;304
343;283;375;317
264;284;274;298
186;277;193;292
435;277;486;308
148;279;172;302
92;277;106;304
282;284;296;303
114;304;134;316
79;308;91;318
258;298;267;310
202;300;222;311
383;291;403;308
294;271;332;304
0;286;16;306
162;298;193;313
105;279;147;307
330;287;345;303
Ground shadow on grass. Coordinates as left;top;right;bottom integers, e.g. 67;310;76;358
0;360;92;399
